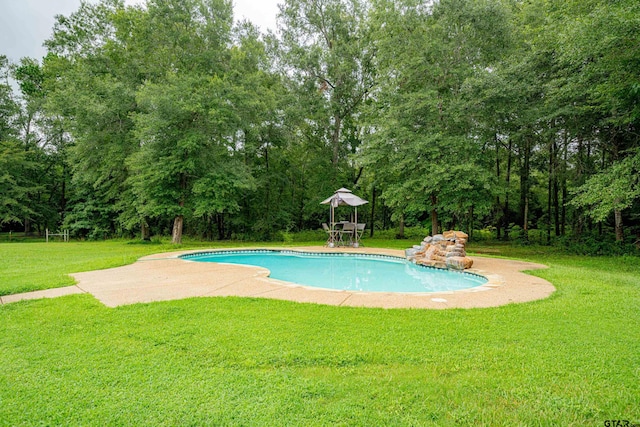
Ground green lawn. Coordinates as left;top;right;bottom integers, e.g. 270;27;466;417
0;241;638;425
0;239;326;296
0;237;411;296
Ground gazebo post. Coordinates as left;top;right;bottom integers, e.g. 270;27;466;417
330;203;335;247
353;206;359;247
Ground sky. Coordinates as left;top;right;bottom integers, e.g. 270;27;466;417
0;0;281;64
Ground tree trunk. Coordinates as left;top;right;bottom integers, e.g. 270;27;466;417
141;220;151;241
353;167;363;187
546;136;554;245
560;130;568;236
382;206;388;230
519;135;531;229
495;135;502;239
172;173;187;244
523;194;529;241
204;215;212;241
553;175;560;236
552;134;560;237
369;186;376;237
332;113;341;166
612;135;623;243
496;199;502;239
503;139;512;241
398;212;405;239
547;182;552;245
614;208;624;242
264;143;272;231
431;194;438;236
561;181;567;236
171;215;184;244
574;136;585;238
216;213;224;240
61;162;67;222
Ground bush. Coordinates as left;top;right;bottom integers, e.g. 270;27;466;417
526;229;548;245
291;229;326;242
558;234;639;256
272;229;326;243
472;227;495;241
371;226;430;240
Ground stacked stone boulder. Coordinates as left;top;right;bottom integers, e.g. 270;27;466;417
405;230;473;270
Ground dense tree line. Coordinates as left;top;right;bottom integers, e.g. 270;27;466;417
1;0;638;248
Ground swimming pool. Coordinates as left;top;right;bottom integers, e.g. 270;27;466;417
182;250;487;293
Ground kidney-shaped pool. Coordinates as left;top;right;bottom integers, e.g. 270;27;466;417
181;250;487;293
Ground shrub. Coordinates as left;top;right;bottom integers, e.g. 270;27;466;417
558;234;639;256
371;226;430;240
291;229;326;242
472;227;495;241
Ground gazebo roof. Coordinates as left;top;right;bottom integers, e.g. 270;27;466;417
320;188;368;207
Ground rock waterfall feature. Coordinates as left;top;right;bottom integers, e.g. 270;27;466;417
405;230;473;270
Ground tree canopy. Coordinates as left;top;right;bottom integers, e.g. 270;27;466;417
1;0;638;249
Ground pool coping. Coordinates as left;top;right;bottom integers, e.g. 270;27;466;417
179;248;490;293
1;246;555;309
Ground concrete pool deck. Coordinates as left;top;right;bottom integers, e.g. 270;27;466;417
1;247;556;309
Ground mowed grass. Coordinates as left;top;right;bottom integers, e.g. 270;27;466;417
0;242;639;425
0;240;178;296
0;237;410;296
0;239;326;296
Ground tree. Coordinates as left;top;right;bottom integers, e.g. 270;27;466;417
571;149;640;241
0;56;41;229
130;72;254;244
126;0;268;244
534;0;640;241
14;0;639;245
43;0;142;238
275;0;374;228
361;0;511;235
0;140;36;226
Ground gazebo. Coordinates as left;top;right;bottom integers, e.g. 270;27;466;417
320;188;368;247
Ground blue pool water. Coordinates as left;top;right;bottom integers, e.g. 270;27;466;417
182;250;487;293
